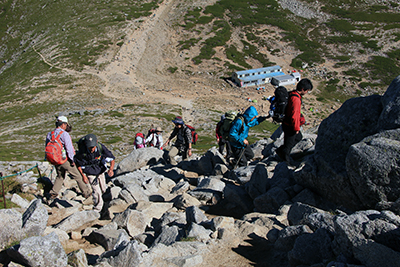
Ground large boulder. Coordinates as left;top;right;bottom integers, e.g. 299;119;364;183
7;232;68;267
295;75;400;211
347;129;400;207
114;147;164;175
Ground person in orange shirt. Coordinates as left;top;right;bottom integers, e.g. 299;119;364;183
276;78;313;164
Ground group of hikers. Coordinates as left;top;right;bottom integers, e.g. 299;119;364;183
45;116;115;217
44;78;313;214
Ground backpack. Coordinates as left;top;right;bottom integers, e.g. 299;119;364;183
219;111;244;140
185;125;198;145
45;130;68;165
134;132;146;148
268;86;299;123
76;135;103;157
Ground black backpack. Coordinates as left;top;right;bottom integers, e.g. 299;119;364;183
268;86;299;123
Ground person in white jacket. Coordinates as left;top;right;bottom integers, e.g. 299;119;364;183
145;126;164;149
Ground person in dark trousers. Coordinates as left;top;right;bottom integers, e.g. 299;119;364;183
229;106;266;167
75;134;115;213
45;116;91;200
276;78;313;164
161;116;192;165
215;115;231;157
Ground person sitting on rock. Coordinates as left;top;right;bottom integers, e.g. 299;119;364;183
161;116;192;165
74;134;115;213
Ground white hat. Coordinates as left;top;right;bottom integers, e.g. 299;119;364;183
57;116;69;124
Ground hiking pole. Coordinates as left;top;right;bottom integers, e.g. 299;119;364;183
233;145;247;169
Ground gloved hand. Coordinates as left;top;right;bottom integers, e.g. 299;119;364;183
258;116;268;123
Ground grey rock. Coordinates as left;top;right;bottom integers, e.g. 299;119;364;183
7;232;68;267
378;75;400;130
88;227;129;251
0;209;22;250
296;93;383;210
287;202;323;226
114;147;164;175
347;129;400;207
104;240;142;267
353;239;400;267
186;206;208;225
171;180;190;195
11;194;30;209
166;254;203;267
187;223;212;242
112;209;148;237
223;183;254;216
245;163;270;200
67;249;88;267
213;163;229;176
291;188;317;207
231;165;256;184
152;225;182;247
254;187;290;214
22;199;48;238
380;210;400;227
274;225;313;251
174;193;201;210
288;228;334;266
54;210;100;233
153;211;187;232
196;177;225;192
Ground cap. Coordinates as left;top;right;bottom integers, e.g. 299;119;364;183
57;116;69;125
85;134;97;147
156;126;163;132
172;116;184;125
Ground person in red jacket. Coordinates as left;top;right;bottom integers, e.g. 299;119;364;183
276;78;313;164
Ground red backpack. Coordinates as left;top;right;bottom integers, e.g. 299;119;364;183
45;130;68;165
185;125;198;145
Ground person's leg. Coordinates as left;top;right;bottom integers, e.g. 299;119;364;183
279;124;302;163
242;145;254;165
168;146;179;165
98;173;107;193
50;162;67;196
218;140;224;155
65;163;91;197
225;140;233;159
87;174;103;212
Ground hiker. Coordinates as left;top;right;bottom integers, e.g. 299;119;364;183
145;126;164;149
45;116;91;200
133;132;146;149
229;106;267;167
74;134;115;213
276;78;313;164
216;114;232;157
161;116;192;165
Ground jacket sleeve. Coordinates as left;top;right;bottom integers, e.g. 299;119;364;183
290;95;302;132
229;119;244;145
184;126;192;144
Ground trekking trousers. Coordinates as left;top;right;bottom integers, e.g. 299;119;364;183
279;123;303;163
87;173;107;212
51;161;91;198
232;145;254;167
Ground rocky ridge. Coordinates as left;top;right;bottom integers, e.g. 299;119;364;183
1;75;400;266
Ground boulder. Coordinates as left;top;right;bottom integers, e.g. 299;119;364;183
21;199;48;238
347;129;400;207
104;240;142;267
54;210;100;233
254;187;290;214
245;163;270;200
0;209;22;250
173;193;202;210
7;232;67;267
274;225;313;251
67;249;88;267
114;147;164;175
185;206;208;225
288;228;334;266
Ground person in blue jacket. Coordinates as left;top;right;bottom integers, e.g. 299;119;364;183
229;106;267;167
